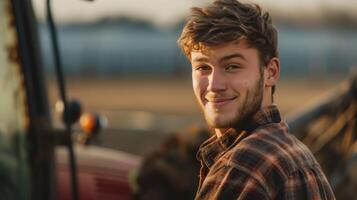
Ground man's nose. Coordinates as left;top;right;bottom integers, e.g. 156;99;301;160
207;69;226;92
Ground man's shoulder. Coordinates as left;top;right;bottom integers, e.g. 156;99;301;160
211;123;335;199
224;123;319;176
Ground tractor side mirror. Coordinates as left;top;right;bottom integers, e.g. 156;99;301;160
78;112;107;144
55;100;107;144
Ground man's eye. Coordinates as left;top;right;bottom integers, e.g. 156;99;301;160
195;65;211;71
225;64;240;72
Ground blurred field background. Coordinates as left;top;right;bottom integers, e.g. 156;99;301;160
45;75;347;155
49;76;344;116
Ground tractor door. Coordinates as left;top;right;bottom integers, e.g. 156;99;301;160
0;0;56;199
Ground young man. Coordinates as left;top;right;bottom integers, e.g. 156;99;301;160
178;0;336;199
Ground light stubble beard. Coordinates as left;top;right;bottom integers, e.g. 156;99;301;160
202;75;264;131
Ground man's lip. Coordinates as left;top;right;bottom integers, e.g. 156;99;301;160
205;96;237;104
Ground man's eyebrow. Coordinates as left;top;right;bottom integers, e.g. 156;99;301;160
192;56;209;63
219;53;246;62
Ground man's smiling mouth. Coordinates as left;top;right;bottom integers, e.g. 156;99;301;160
204;96;237;107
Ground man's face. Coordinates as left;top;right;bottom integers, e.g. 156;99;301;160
191;39;264;129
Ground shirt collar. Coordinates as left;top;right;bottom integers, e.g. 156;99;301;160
245;104;282;132
197;104;282;168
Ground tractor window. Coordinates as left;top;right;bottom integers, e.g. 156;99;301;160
0;1;30;199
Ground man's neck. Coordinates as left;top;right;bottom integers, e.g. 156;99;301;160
214;103;275;138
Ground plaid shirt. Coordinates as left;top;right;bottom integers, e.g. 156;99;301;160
195;105;335;200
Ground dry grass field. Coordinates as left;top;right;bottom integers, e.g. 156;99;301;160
46;75;347;154
47;75;344;115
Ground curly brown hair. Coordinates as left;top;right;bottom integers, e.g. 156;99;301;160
178;0;278;67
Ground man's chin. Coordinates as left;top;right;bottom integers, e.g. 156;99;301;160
205;116;236;129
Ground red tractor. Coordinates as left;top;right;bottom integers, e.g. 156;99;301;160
0;0;140;199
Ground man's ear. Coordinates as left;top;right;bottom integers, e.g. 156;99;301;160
264;57;280;87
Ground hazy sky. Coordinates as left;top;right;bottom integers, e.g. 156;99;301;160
32;0;357;25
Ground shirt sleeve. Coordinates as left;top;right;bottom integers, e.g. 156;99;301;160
195;165;271;200
279;166;336;200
